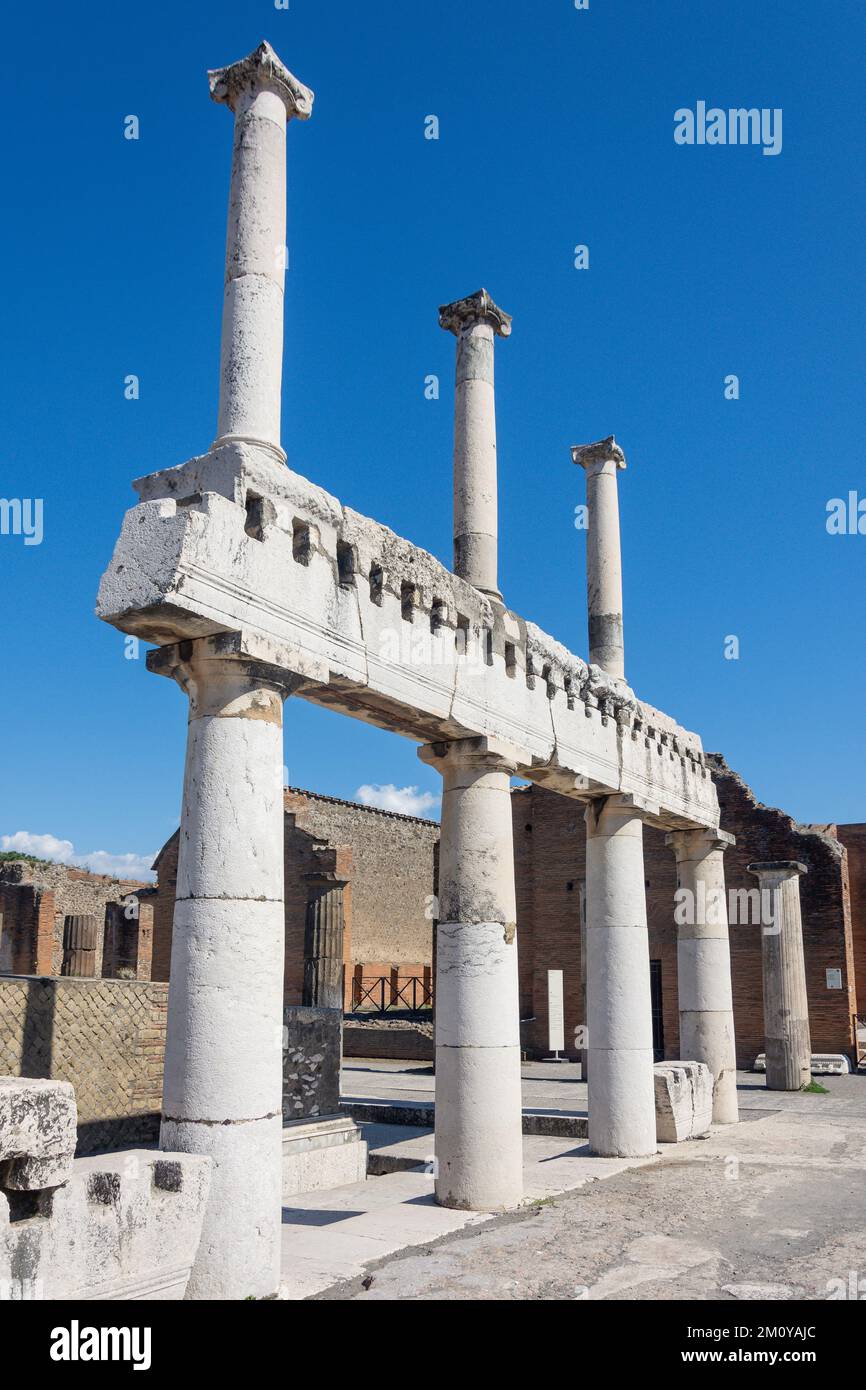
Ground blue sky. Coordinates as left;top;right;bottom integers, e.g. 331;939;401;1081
1;0;864;878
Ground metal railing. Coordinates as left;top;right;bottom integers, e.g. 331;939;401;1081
351;974;433;1015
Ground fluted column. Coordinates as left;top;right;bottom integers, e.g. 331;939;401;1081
666;828;739;1124
147;634;290;1299
572;436;627;678
585;795;656;1157
209;42;313;457
748;861;812;1091
418;735;523;1210
439;290;512;599
303;871;347;1010
60;916;97;978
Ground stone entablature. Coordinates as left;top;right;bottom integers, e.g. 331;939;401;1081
97;445;716;833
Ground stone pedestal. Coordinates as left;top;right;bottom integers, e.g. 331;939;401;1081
149;634;290;1300
748;861;812;1091
666;828;739;1124
418;736;523;1210
439;290;511;599
302;872;347;1011
584;795;656;1157
572;436;627;678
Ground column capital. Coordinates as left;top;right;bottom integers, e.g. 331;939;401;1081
147;632;302;716
418;733;521;775
208;40;314;120
571;435;626;476
748;860;808;881
439;288;512;338
585;791;659;833
666;826;736;858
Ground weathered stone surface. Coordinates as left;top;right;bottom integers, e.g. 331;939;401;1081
281;1115;367;1197
0;1148;210;1300
282;1005;341;1121
0;1078;77;1191
653;1061;713;1143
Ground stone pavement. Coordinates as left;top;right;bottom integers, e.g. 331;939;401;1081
278;1061;866;1300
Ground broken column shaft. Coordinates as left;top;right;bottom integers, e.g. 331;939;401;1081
418;736;523;1209
585;795;657;1157
149;635;290;1299
748;861;812;1091
302;871;347;1011
666;828;739;1124
572;436;627;678
439;290;512;599
209;42;313;457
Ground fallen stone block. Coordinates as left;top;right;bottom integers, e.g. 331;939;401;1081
0;1149;211;1300
0;1078;77;1191
754;1052;851;1076
654;1061;713;1143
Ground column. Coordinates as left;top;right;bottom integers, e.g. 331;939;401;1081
748;861;812;1091
571;436;627;678
418;736;523;1209
208;41;314;457
60;915;97;978
666;829;739;1124
439;290;512;598
302;870;347;1011
148;634;289;1300
585;795;657;1157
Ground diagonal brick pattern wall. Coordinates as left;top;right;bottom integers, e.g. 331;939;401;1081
0;976;167;1154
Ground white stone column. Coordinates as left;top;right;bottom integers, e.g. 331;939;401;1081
418;736;523;1209
148;635;289;1299
748;861;812;1091
439;290;512;599
572;436;627;678
585;795;657;1157
666;828;739;1124
208;42;313;458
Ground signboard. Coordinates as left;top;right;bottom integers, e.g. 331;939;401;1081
547;969;565;1054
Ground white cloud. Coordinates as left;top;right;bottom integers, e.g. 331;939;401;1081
355;783;440;818
1;832;155;882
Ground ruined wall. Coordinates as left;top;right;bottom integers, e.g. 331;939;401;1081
515;761;858;1066
0;882;55;976
0;861;147;977
0;976;167;1153
154;789;439;1002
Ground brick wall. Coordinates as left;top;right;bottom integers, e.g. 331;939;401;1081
153;788;439;1000
0;882;55;975
0;861;147;977
0;975;167;1153
515;760;858;1066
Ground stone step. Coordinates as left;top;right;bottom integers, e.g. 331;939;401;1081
341;1098;587;1139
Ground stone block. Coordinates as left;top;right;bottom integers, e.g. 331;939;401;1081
282;1115;367;1197
754;1052;851;1076
0;1149;211;1300
282;1005;341;1121
0;1078;77;1190
654;1061;713;1143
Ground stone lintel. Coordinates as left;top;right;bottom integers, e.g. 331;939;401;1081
571;435;626;473
439;289;512;338
208;40;314;120
747;860;808;879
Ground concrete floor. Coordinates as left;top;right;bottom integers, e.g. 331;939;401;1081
279;1060;866;1301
